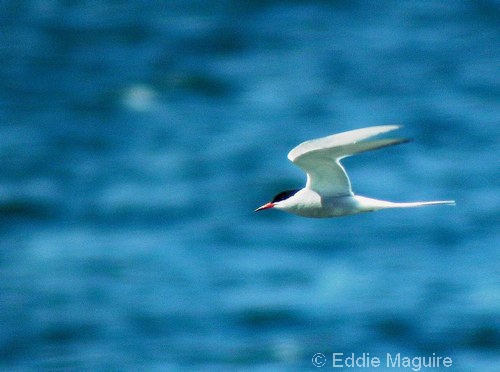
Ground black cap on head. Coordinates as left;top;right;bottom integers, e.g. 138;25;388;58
271;189;301;203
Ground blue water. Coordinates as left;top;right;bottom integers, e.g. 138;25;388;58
0;1;499;370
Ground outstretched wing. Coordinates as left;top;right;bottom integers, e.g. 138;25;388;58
287;125;408;196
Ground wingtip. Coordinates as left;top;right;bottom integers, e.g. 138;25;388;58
358;124;403;138
380;124;403;132
400;137;413;144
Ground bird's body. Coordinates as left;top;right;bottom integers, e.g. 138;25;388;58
255;125;455;218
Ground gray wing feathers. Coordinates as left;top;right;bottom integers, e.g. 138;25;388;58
288;125;401;162
331;138;410;159
288;125;408;196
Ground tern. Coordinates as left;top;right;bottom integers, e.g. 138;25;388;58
255;125;455;218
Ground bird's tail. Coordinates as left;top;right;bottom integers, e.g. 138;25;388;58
385;200;456;208
355;196;456;212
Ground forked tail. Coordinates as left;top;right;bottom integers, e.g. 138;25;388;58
387;200;456;208
355;196;456;212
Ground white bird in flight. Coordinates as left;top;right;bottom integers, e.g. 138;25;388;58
255;125;455;218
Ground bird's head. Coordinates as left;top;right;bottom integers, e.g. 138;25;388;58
255;189;301;212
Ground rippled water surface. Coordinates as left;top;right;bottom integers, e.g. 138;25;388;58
0;1;499;370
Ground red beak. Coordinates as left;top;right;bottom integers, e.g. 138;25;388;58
254;202;274;212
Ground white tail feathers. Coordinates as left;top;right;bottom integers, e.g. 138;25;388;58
355;196;456;212
387;200;456;208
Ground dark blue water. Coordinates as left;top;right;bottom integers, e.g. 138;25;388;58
0;1;499;370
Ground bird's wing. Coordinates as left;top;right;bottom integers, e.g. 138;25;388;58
287;125;408;196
